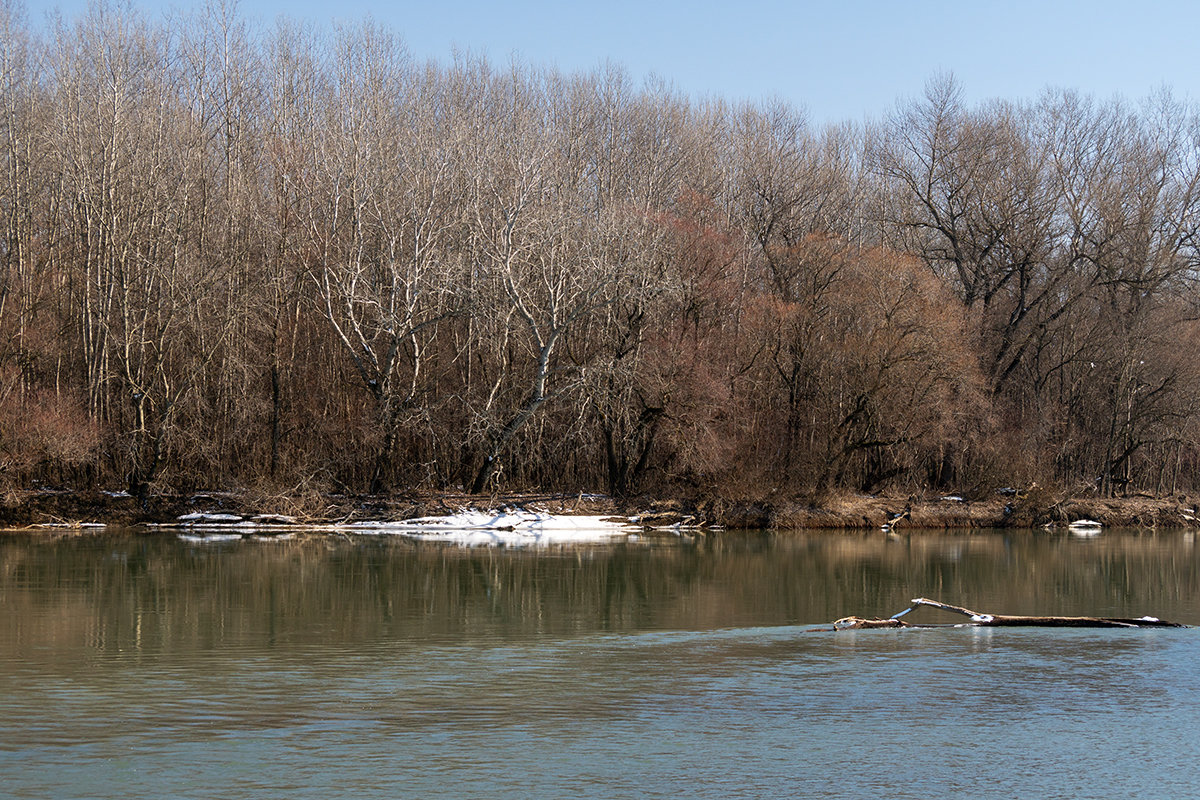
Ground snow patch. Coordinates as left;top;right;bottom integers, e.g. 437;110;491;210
162;508;640;547
251;514;298;525
178;512;243;523
170;511;299;531
344;510;636;547
1068;519;1103;537
345;510;632;532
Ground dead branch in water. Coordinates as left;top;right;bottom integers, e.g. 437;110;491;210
830;597;1188;630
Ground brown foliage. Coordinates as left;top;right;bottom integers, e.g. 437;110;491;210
0;383;98;486
735;240;988;493
0;10;1198;502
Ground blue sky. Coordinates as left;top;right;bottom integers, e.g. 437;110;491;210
21;0;1198;125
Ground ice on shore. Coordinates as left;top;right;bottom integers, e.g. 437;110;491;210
178;512;244;523
1067;519;1102;538
345;510;636;546
175;512;298;529
168;508;637;547
345;510;630;531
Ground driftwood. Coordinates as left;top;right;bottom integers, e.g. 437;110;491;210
831;597;1187;630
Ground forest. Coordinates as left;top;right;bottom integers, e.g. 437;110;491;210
2;3;1200;503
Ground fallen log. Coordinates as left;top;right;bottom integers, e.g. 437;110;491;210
830;597;1187;630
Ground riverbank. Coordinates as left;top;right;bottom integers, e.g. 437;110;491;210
2;486;1199;531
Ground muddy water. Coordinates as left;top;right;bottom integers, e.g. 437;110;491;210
2;529;1198;798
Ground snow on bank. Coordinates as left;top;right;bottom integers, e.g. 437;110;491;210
1068;518;1103;538
345;510;637;547
179;512;244;523
171;509;639;547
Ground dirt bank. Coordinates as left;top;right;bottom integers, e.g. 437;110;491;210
708;492;1200;531
2;487;1198;531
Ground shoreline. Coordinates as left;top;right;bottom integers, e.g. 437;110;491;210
2;487;1199;532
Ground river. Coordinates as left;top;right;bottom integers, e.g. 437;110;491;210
2;528;1199;798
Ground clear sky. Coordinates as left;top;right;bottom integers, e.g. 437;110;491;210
20;0;1199;125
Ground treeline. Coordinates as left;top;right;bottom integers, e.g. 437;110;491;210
2;3;1199;501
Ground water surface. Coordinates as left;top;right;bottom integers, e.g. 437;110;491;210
2;529;1198;798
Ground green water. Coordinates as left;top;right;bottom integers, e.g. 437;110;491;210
2;529;1199;798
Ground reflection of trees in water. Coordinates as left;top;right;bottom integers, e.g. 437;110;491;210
2;532;1199;658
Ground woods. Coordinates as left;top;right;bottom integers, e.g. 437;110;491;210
2;4;1200;501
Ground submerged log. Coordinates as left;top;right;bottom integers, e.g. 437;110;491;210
829;597;1187;630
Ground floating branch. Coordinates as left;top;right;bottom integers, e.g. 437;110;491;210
830;597;1187;630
